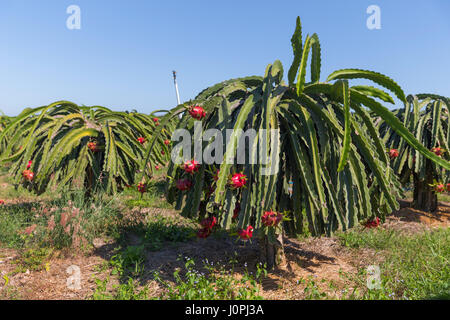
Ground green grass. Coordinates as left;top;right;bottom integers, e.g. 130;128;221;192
91;244;150;300
336;227;450;300
0;171;179;251
91;276;150;300
109;245;146;278
0;170;192;254
0;284;21;300
153;256;266;300
337;228;401;250
121;179;173;209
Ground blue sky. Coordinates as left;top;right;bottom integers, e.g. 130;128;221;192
0;0;449;115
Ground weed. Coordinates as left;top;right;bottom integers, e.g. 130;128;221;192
11;247;53;274
110;245;146;278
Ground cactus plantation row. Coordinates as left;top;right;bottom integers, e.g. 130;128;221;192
375;94;450;212
0;17;449;269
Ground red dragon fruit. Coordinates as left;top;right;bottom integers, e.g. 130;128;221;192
188;106;206;120
182;160;200;174
364;217;380;229
435;183;445;193
137;137;146;144
388;149;399;159
22;170;34;181
229;173;247;189
432;147;444;156
262;211;283;227
87;141;100;152
238;225;253;240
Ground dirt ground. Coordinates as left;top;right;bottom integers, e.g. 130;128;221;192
0;199;449;300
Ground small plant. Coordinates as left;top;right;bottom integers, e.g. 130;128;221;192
110;245;146;277
12;247;53;274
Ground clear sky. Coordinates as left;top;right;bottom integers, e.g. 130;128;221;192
1;0;449;116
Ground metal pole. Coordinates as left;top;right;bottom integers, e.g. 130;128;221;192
173;70;181;106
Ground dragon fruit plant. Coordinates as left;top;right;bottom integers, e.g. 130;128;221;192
375;94;450;212
0;113;12;153
0;102;176;195
140;17;450;268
